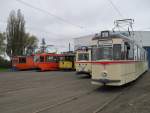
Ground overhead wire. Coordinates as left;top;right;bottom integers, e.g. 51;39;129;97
0;20;76;40
15;0;85;29
107;0;123;18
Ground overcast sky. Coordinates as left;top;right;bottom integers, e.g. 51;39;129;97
0;0;150;52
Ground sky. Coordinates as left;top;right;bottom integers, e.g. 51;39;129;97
0;0;150;52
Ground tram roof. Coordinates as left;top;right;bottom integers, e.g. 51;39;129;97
37;53;64;57
92;31;133;42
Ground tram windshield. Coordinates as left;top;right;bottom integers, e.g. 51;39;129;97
92;46;112;60
93;44;122;60
78;53;89;61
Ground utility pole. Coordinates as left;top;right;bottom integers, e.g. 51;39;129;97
69;42;71;52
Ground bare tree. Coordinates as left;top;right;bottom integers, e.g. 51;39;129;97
6;9;26;57
0;32;6;55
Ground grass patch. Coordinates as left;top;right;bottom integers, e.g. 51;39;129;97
0;67;9;72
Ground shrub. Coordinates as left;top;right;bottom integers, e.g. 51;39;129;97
0;56;11;68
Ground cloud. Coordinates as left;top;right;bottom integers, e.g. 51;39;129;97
0;0;150;51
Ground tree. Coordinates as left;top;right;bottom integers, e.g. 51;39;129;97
24;33;38;55
6;9;26;57
0;32;6;55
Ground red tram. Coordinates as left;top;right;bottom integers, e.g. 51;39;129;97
35;53;64;71
12;55;35;70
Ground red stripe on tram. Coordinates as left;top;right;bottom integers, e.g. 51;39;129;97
76;60;142;65
92;60;141;65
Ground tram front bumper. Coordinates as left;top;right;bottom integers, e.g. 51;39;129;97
92;79;121;84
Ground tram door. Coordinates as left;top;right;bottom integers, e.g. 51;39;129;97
144;46;150;68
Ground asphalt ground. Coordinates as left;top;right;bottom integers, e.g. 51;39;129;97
0;70;150;113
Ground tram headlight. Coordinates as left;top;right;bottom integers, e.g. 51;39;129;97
101;71;107;77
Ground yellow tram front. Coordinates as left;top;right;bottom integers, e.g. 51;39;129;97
91;31;148;86
75;46;92;75
59;54;75;70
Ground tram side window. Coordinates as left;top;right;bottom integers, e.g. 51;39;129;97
128;43;134;60
140;49;145;60
40;56;44;62
91;48;97;61
145;52;147;61
125;42;134;60
34;56;40;62
65;56;74;61
134;45;138;60
46;56;54;62
113;44;121;60
54;56;59;63
19;57;26;63
138;47;141;60
12;58;18;63
60;56;65;61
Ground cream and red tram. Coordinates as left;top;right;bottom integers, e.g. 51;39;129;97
91;31;148;86
75;46;92;75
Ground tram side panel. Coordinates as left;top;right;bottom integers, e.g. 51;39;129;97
92;61;148;86
59;61;73;69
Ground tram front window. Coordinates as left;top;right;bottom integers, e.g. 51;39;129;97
78;53;89;61
93;47;112;60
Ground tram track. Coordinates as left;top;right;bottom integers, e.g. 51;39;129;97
32;83;135;113
0;72;97;113
92;84;134;113
29;85;131;113
31;87;97;113
0;72;87;94
0;75;90;95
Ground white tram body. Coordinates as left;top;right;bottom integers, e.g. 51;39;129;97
75;47;92;74
91;31;148;86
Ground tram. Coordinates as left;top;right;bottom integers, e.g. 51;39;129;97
59;53;75;70
75;46;92;75
91;30;148;86
36;53;63;71
12;55;35;70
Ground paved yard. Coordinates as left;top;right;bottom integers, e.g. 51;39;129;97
0;70;150;113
